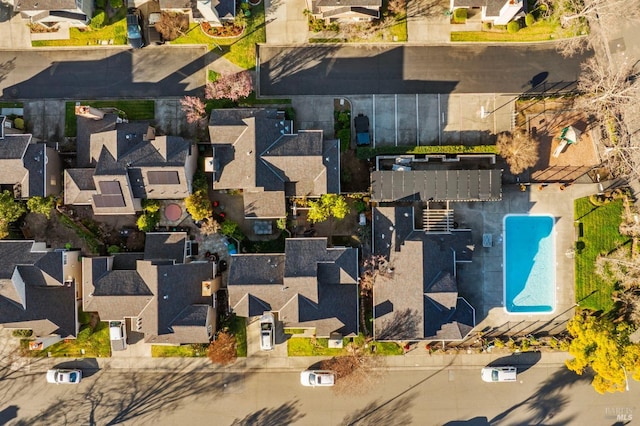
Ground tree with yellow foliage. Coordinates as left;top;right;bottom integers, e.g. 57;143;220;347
566;311;640;393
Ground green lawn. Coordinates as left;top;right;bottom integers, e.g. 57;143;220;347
65;100;155;137
172;4;266;70
451;19;560;42
152;344;208;357
574;197;630;312
24;321;111;357
32;14;127;47
229;315;247;357
288;335;402;356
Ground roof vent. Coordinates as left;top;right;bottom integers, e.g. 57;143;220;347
163;295;169;300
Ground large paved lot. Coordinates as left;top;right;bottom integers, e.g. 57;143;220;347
0;47;207;99
258;44;588;96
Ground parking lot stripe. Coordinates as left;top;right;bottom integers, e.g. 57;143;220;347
372;94;376;148
416;94;419;146
395;94;398;146
437;94;441;145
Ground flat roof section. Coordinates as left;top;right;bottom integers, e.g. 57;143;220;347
371;170;502;202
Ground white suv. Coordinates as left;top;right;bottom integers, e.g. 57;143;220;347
259;312;275;351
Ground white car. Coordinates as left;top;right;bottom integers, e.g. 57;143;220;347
259;312;275;351
47;369;82;384
300;370;335;387
481;366;517;383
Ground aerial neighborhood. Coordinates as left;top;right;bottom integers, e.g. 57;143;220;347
0;0;640;423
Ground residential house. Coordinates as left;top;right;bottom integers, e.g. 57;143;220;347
0;115;62;199
370;155;502;341
372;206;476;341
307;0;382;22
227;238;358;337
82;232;219;345
64;110;197;215
14;0;93;27
195;0;236;27
207;108;340;226
158;0;235;27
0;241;82;347
450;0;526;25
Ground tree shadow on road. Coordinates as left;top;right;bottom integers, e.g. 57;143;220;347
13;368;249;425
0;57;16;84
489;367;593;425
229;399;304;425
339;393;416;426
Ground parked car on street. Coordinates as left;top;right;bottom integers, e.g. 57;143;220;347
46;369;82;384
481;366;517;382
259;312;275;351
300;370;335;387
126;8;144;49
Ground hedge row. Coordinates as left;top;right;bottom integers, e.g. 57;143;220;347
356;144;498;160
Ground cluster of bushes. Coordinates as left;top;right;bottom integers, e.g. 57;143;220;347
356;144;498;160
137;199;161;232
334;110;351;152
185;170;212;222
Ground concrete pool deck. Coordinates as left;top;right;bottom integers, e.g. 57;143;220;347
452;182;602;338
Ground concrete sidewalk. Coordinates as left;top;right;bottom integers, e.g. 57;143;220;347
19;349;572;374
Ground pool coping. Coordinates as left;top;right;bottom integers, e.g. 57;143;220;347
502;213;556;315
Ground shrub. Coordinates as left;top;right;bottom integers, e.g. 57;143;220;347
142;199;161;214
337;128;351;152
525;13;535;27
507;20;520;33
207;332;237;365
12;329;33;338
27;196;55;219
91;10;106;29
156;11;189;41
107;245;120;254
220;220;244;241
453;8;467;24
185;190;212;221
136;212;159;232
14;117;24;130
109;0;123;8
96;0;105;8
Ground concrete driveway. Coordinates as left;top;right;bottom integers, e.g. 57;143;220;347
0;1;31;49
264;0;308;44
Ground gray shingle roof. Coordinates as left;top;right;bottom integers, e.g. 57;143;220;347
24;142;45;197
76;114;118;168
209;108;340;218
82;235;217;344
64;168;97;205
372;207;476;341
144;232;188;263
228;238;358;336
0;135;30;159
0;241;77;338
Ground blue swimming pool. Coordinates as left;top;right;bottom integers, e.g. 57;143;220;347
503;214;555;314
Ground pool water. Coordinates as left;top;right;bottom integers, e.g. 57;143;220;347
503;214;555;314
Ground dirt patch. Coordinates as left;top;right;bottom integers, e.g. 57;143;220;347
341;150;371;192
22;211;95;253
516;99;600;183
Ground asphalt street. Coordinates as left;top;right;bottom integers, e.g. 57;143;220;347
259;44;589;96
0;47;208;99
2;365;636;425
